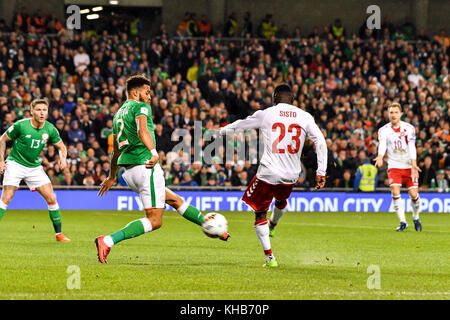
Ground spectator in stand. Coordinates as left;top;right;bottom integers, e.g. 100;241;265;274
419;156;437;190
181;172;199;186
224;12;238;37
241;12;253;36
73;46;90;73
68;120;86;145
331;18;345;38
259;14;277;39
197;15;212;37
434;29;450;48
186;13;198;37
435;170;449;192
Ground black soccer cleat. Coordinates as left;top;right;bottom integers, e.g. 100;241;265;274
396;222;408;232
413;219;422;232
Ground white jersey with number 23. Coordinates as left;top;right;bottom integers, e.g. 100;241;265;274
221;103;328;185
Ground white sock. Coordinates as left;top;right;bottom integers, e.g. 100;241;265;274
411;196;420;220
0;200;8;210
254;218;272;257
103;235;114;247
270;204;286;228
48;203;59;211
177;202;189;216
392;195;406;223
139;217;153;233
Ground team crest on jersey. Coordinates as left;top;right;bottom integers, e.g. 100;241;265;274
42;133;49;142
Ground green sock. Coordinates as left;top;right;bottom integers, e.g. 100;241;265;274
178;204;204;226
49;209;62;234
0;208;5;222
110;218;150;245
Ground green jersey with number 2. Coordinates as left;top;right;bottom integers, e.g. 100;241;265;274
113;99;156;165
6;118;62;168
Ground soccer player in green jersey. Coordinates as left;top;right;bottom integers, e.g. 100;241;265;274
95;75;229;264
0;99;70;242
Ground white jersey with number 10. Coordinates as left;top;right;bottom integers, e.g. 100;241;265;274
377;121;417;169
222;103;327;185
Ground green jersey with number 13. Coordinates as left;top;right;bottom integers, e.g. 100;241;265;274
113;99;156;165
5;118;62;168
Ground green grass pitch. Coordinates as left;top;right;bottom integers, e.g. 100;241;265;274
0;210;448;300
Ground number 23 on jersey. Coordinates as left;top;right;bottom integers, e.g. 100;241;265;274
272;122;302;154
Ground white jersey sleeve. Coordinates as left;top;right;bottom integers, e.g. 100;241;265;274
377;127;387;157
220;110;265;133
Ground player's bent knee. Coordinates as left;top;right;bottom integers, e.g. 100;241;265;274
255;211;267;221
1;197;11;206
1;187;17;204
275;199;287;209
409;188;419;198
44;194;57;205
1;193;13;205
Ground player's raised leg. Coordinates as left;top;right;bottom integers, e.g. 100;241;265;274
391;184;408;231
164;187;230;241
36;182;70;242
408;187;422;231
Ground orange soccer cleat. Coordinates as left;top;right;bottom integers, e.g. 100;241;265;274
219;232;231;241
94;236;111;264
56;233;71;242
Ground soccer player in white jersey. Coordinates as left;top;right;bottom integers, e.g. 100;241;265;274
220;84;327;267
374;102;422;231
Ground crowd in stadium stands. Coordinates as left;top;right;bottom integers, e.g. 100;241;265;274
0;9;449;191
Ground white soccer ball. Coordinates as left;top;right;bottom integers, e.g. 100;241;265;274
202;212;228;238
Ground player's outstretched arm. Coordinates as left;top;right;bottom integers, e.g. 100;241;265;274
54;140;68;171
98;137;121;197
136;115;159;168
219;110;264;135
0;133;11;174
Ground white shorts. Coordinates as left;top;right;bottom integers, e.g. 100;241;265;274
3;160;51;190
122;163;165;209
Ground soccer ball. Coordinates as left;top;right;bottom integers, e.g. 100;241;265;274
202;212;228;238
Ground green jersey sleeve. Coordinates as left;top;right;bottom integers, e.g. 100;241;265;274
5;122;21;140
49;123;62;144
